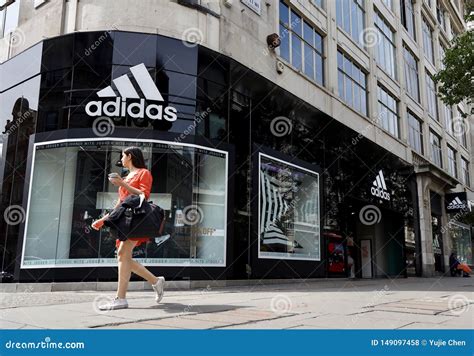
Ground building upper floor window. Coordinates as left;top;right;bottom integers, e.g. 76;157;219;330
312;0;323;8
461;157;470;186
401;0;416;40
279;1;324;85
447;145;457;177
422;18;434;64
444;103;453;135
337;50;367;116
439;44;446;70
336;0;365;47
437;3;447;33
0;0;19;39
458;107;468;147
374;11;396;79
403;45;420;102
429;131;442;167
377;85;399;138
407;110;423;154
425;73;438;121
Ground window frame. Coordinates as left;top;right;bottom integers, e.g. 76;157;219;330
407;110;423;154
337;50;367;116
377;84;399;138
447;145;457;178
374;10;397;80
279;1;324;86
429;130;442;167
403;45;420;102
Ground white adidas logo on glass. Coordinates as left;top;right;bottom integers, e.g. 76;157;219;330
447;197;465;210
370;170;391;201
85;63;178;122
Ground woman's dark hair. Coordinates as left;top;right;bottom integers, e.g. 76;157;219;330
123;146;147;169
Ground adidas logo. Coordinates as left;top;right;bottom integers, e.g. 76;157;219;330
85;63;177;122
447;197;465;210
370;170;390;201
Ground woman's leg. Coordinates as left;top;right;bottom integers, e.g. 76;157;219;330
116;239;137;299
130;259;158;285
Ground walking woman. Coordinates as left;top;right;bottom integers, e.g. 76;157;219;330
91;146;165;310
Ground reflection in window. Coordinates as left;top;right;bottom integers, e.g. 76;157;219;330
425;73;438;121
22;139;228;267
403;45;420;102
429;131;442;167
336;0;365;46
337;51;367;116
0;0;19;38
422;18;434;64
407;111;423;154
377;85;399;138
279;1;324;85
449;223;472;265
374;11;396;79
444;103;453;135
461;157;470;186
447;145;457;177
401;0;416;40
258;153;320;261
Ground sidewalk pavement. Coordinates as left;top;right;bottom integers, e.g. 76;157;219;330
0;277;472;330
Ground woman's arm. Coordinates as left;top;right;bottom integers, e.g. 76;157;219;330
119;181;145;196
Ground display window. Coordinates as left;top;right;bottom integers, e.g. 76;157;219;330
21;138;228;268
258;153;320;261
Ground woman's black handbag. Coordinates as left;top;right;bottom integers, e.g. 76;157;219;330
104;194;166;241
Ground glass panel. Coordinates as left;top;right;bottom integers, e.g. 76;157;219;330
304;44;314;80
259;153;320;261
280;1;289;27
22;140;229;267
292;34;302;70
279;24;290;62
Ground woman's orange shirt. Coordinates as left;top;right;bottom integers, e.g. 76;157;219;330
115;168;153;248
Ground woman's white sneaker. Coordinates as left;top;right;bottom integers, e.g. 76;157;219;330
152;276;165;303
98;297;128;311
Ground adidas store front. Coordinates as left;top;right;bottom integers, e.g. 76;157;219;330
444;193;473;269
1;31;417;282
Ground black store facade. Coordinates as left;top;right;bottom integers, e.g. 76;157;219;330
0;31;419;282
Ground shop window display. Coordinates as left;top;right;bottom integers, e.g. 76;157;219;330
21;139;228;267
258;153;320;261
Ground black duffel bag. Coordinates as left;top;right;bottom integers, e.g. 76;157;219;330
104;194;166;241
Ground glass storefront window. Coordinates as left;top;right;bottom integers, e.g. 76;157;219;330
21;138;228;267
449;222;472;265
258;153;320;261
